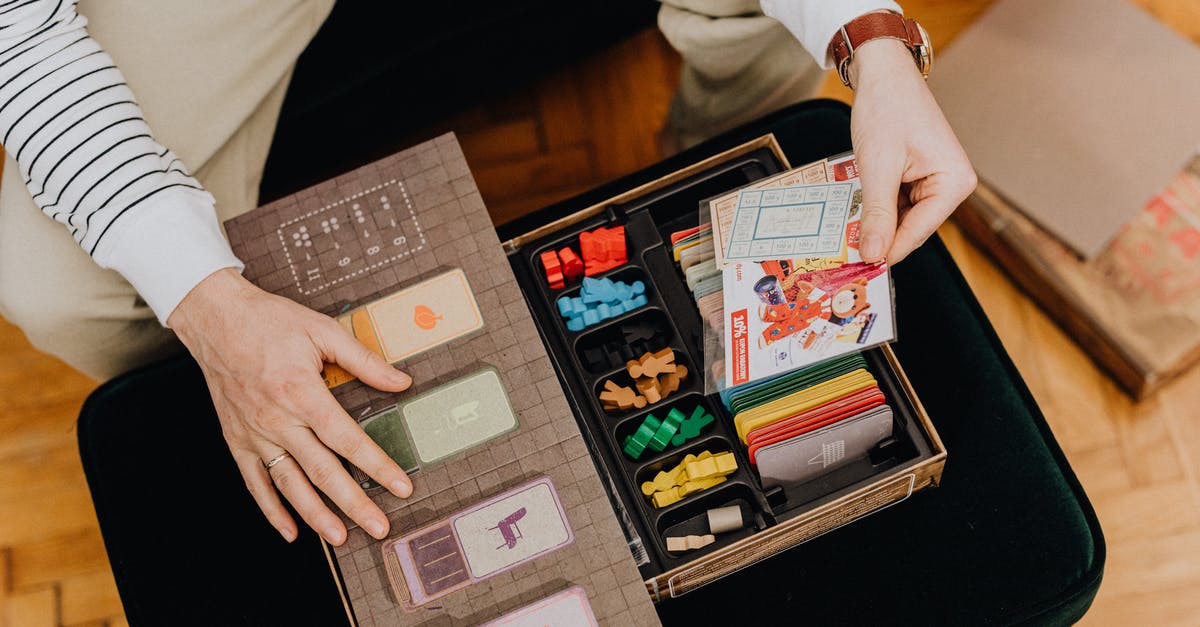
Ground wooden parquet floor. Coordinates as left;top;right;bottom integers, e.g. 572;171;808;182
3;2;1200;625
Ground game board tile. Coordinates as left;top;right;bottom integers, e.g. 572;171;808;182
570;457;599;484
530;423;560;452
359;560;387;595
561;435;589;461
590;567;620;593
595;587;629;618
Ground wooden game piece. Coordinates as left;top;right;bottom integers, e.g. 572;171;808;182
626;348;677;379
558;247;583;281
684;451;737;481
540;250;564;289
636;377;662;404
580;225;628;275
600;380;645;411
651;489;684;508
707;506;744;534
623;414;662;460
656;364;688;397
665;534;716;552
678;475;727;498
646;407;685;452
622;319;660;345
671;405;715;447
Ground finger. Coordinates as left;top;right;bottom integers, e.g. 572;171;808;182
888;171;976;263
315;319;412;392
232;448;297;542
263;449;349;545
307;389;413;499
283;427;392;541
856;152;903;263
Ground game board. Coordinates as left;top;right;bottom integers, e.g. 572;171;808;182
225;134;659;626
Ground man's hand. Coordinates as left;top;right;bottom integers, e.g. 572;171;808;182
169;268;414;545
848;39;977;264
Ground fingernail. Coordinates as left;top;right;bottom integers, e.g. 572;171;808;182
391;370;412;386
325;527;345;545
366;519;387;538
279;527;297;543
861;234;884;261
391;479;413;498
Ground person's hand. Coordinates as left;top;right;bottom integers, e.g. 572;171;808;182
168;268;414;545
847;38;977;264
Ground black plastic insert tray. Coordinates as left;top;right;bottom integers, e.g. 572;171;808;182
505;147;937;579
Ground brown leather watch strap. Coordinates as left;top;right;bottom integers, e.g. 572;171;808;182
828;12;927;87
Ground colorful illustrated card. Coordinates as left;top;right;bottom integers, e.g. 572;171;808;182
481;586;598;627
382;477;574;611
723;260;896;387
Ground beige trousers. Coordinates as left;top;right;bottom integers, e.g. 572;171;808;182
658;0;824;148
0;0;335;379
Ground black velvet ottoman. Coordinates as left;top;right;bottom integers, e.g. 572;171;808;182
78;101;1104;625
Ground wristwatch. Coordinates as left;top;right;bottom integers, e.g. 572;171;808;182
828;11;932;88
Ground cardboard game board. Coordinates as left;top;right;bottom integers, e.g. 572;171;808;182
225;134;659;626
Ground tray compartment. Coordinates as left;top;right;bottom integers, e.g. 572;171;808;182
611;393;719;464
573;308;674;374
592;344;699;418
504;146;940;582
654;483;761;558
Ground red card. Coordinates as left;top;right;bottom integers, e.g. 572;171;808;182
746;387;886;464
670;225;702;245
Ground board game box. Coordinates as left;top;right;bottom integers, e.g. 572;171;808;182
225;133;946;624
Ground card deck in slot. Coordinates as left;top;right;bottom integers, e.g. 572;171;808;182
746;388;887;463
679;243;714;271
692;274;723;299
672;237;706;261
670;225;702;245
726;354;866;415
685;259;718;291
734;369;876;442
745;385;885;448
755;406;895;488
725;358;861;413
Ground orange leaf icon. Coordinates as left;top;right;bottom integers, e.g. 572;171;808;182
413;304;442;330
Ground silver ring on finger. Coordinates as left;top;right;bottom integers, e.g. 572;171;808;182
263;450;293;471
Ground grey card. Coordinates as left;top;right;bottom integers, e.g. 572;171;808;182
757;406;894;489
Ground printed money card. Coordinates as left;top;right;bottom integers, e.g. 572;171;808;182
724;181;855;263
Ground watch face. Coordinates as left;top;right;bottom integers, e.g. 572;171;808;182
914;22;933;76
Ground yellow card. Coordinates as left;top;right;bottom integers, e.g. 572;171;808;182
734;370;876;442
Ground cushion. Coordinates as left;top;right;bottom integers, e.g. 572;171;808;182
79;100;1103;626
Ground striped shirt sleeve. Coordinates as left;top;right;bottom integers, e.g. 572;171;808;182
761;0;903;69
0;0;243;325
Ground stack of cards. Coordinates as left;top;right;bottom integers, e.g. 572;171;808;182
671;223;723;334
668;153;898;491
726;353;893;489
